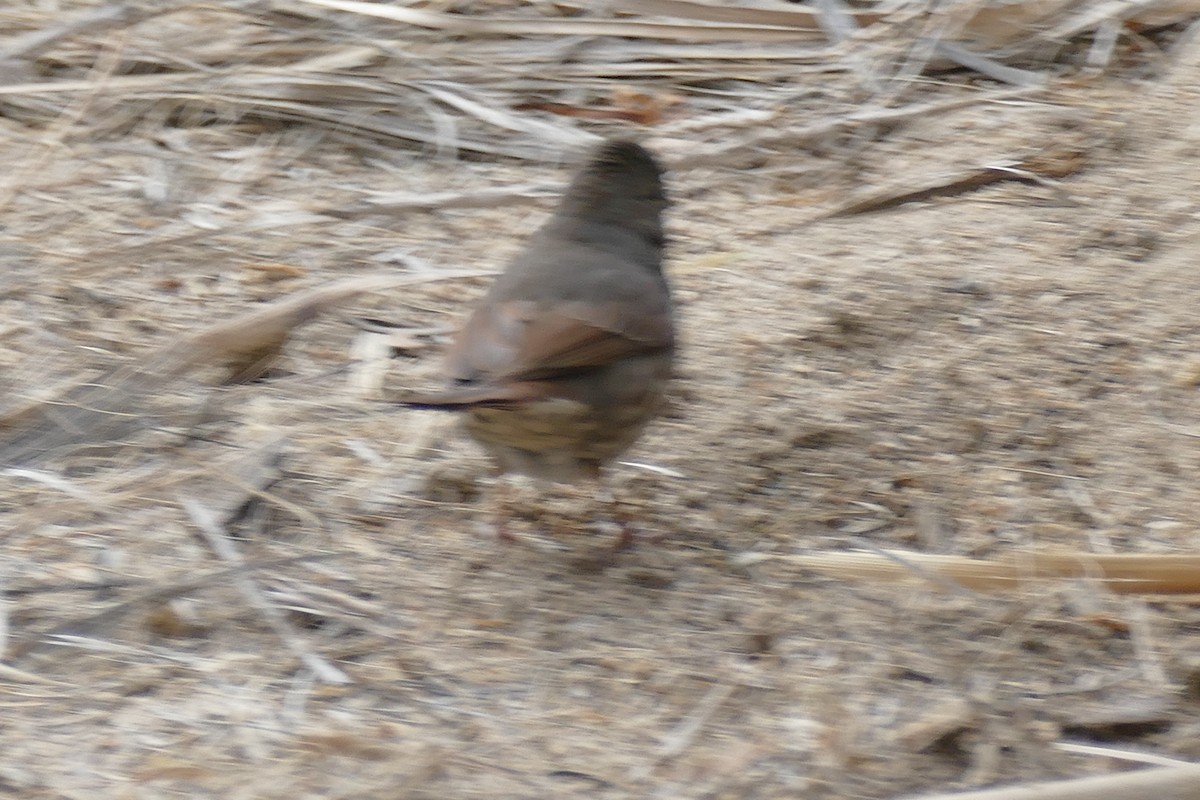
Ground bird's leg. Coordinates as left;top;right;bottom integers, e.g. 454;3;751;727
488;475;521;544
596;484;638;551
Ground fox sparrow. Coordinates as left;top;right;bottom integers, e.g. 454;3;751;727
403;139;675;543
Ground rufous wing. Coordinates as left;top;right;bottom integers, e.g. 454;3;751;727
404;297;672;409
496;300;673;382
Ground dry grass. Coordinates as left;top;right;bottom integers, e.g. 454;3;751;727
4;1;1200;797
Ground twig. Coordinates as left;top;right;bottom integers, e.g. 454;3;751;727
3;554;333;598
293;0;822;43
818;150;1083;219
657;682;736;760
783;550;1200;595
1054;741;1196;768
181;496;351;684
624;0;869;28
899;763;1200;800
0;661;69;686
2;467;101;507
672;85;1047;169
8;553;345;658
934;42;1047;86
850;539;977;597
335;183;560;218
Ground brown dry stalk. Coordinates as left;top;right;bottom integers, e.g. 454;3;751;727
820;146;1087;218
785;550;1200;595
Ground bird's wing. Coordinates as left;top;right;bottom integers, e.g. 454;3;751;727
403;296;672;409
446;295;672;382
505;299;673;381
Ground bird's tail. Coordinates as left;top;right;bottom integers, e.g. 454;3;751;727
398;383;534;410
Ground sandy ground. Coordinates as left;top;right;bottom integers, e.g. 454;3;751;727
4;8;1200;799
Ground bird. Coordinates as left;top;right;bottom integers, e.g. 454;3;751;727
402;138;675;546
